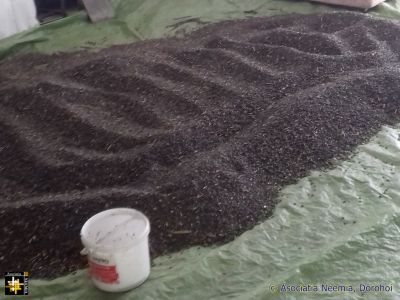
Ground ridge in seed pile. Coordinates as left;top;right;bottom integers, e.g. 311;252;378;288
0;12;400;277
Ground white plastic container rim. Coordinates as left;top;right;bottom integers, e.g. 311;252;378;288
81;208;150;254
310;0;385;9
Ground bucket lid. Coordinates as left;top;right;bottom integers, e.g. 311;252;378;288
81;208;150;252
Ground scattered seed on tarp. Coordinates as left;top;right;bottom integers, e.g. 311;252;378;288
0;11;400;278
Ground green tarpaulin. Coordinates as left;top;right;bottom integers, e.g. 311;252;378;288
1;0;400;59
1;0;400;299
6;125;400;300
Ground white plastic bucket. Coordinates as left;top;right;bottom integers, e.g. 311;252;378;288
80;208;151;292
310;0;384;9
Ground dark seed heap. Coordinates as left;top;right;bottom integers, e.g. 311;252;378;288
1;12;400;278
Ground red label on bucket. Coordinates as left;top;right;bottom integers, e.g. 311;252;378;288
89;261;118;284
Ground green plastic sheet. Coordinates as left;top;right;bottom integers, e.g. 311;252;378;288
5;124;400;300
2;0;400;299
1;0;400;59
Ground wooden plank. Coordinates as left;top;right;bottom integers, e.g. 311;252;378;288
81;0;114;23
